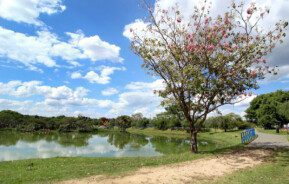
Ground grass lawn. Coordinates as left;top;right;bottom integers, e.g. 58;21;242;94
257;128;289;135
211;150;289;184
0;129;242;184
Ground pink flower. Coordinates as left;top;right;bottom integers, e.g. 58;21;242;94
223;42;230;48
250;71;257;78
207;45;215;51
187;44;196;51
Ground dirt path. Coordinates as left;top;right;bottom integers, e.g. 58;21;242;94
59;149;271;184
249;131;289;149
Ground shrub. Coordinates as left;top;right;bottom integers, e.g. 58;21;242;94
115;115;132;131
151;117;168;130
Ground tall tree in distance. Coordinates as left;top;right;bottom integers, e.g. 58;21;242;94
129;0;287;153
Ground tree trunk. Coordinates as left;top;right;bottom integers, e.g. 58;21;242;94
276;125;280;133
190;130;198;153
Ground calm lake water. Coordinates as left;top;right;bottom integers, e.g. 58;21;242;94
0;130;191;161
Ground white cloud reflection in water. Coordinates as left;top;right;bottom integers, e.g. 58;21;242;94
0;134;162;161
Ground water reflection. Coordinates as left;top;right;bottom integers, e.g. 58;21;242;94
0;131;92;147
150;137;189;154
0;130;190;161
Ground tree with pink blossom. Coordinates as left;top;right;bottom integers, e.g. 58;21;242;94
129;1;288;153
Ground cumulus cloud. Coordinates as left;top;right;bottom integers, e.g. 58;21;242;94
0;79;165;118
0;79;258;118
67;31;124;63
109;91;164;117
0;27;123;71
71;66;126;84
0;0;66;26
125;79;165;91
0;80;89;100
109;79;166;117
123;0;289;80
123;19;150;41
101;88;119;96
0;80;114;117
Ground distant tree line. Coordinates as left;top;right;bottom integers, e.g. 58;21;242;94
2;91;287;133
245;90;289;131
0;110;99;132
0;108;252;133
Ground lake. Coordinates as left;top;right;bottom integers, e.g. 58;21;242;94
0;130;191;161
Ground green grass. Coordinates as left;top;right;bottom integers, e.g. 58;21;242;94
211;150;289;184
257;128;289;135
127;127;189;138
0;129;242;184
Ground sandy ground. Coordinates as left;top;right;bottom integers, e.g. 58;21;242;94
58;149;271;184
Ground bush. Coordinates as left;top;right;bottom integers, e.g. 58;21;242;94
167;117;182;130
235;121;252;130
115;115;132;131
151;117;168;130
135;118;150;129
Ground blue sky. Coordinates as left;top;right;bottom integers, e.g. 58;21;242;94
0;0;288;118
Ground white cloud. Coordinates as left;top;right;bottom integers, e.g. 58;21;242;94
67;31;123;63
234;95;257;107
0;79;257;118
0;80;89;100
0;79;164;118
0;0;66;26
109;91;164;117
71;66;126;84
125;79;165;91
101;88;119;96
123;19;150;41
71;72;82;79
109;79;166;117
0;80;115;117
208;94;257;118
0;27;123;71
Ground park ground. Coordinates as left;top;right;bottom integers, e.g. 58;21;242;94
0;128;288;184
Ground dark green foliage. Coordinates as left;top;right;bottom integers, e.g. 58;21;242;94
0;110;24;129
0;110;97;132
278;102;289;121
150;105;185;131
131;113;150;129
205;113;252;131
115;115;132;131
151;116;168;130
135;118;150;129
245;90;289;129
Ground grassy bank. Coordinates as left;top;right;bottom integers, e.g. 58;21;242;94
0;128;242;184
257;128;288;135
211;150;289;184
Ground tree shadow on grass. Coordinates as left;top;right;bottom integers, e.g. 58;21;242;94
199;144;245;154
